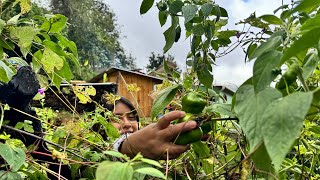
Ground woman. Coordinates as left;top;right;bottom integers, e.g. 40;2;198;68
102;96;139;135
101;96;197;160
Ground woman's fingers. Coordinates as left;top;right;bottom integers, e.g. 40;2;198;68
166;121;197;138
157;111;186;129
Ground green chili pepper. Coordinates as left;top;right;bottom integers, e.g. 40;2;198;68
276;63;300;89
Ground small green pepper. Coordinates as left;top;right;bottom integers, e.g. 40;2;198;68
175;127;203;145
181;92;206;114
276;63;300;89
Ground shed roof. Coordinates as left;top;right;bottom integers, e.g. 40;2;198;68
88;66;163;83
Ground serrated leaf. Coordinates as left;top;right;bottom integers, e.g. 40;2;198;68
40;48;64;73
201;3;213;17
249;36;282;60
182;5;198;24
140;0;154;14
281;28;320;65
134;167;165;179
234;85;282;152
96;161;133;180
151;84;181;119
7;14;21;25
0;143;26;172
10;26;39;57
259;15;282;25
262;92;313;171
253;51;282;92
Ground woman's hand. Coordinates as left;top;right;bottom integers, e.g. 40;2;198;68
120;111;197;160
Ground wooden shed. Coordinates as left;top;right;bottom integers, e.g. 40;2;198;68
89;67;163;117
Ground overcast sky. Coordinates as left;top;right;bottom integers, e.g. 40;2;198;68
103;0;288;88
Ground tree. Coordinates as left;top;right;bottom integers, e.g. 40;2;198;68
50;0;136;78
146;52;175;72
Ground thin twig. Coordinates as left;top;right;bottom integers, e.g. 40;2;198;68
2;124;88;161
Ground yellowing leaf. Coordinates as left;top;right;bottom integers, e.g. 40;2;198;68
40;48;64;73
18;0;32;14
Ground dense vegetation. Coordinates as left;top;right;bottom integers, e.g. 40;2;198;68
0;0;318;179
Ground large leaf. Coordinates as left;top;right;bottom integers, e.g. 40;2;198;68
182;5;198;23
0;61;15;83
134;167;165;179
234;85;281;151
192;141;210;158
251;143;274;175
291;0;320;14
96;161;133;180
40;48;64;73
300;13;320;32
158;11;168;27
140;0;154;14
0;143;26;172
201;3;213;17
0;171;21;180
262;92;313;171
302;50;319;79
151;84;182;119
281;28;320;65
249;36;282;60
10;26;39;57
253;51;282;92
49;14;67;33
197;64;213;88
169;0;184;14
259;14;282;25
203;103;235;117
163;26;176;53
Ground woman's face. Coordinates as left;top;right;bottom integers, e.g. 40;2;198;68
111;102;138;134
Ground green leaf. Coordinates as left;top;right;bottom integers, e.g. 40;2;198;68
259;15;282;25
203;104;236;117
8;57;29;67
182;5;198;24
234;85;282;151
40;48;64;73
281;28;320;65
55;34;78;58
134;167;165;179
262;92;313;171
249;36;282;60
291;0;320;14
50;14;67;33
169;0;184;14
151;84;182;119
43;40;67;57
253;51;282;92
302;50;319;79
300;13;320;32
96;161;133;180
192;141;210;158
0;61;15;83
251;143;274;175
103;151;125;159
10;26;39;57
0;19;5;34
7;14;21;25
201;3;213;17
193;24;204;36
0;143;26;172
158;11;168;27
197;64;213;88
141;158;162;168
163;26;176;53
211;6;228;17
0;171;21;180
309;126;320;134
140;0;154;14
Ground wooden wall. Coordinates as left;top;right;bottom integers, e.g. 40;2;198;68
98;71;161;117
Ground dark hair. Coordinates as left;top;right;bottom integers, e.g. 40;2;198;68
101;96;139;122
